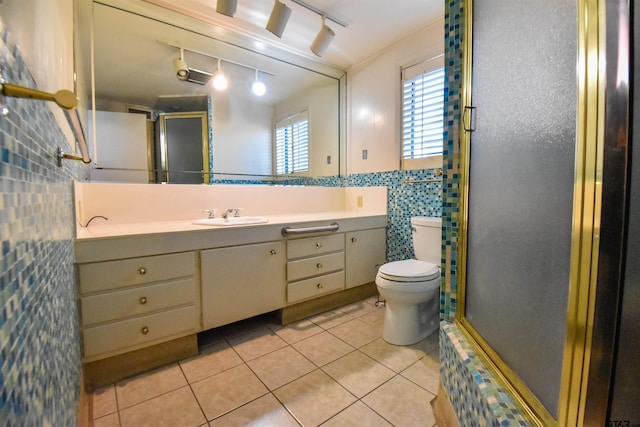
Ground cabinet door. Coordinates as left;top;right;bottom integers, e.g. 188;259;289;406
201;241;285;329
345;228;386;289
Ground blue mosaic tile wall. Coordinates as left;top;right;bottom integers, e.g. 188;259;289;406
440;323;533;426
0;22;88;425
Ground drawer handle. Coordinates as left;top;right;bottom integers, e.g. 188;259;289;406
316;243;323;249
138;267;147;275
141;326;149;335
316;263;323;269
351;237;357;243
139;296;147;305
317;283;323;289
270;249;277;255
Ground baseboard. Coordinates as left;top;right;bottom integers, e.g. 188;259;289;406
82;334;198;391
280;282;378;324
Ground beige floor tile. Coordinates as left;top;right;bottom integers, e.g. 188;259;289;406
267;318;324;344
274;370;357;426
360;338;425;373
321;401;392;427
328;318;381;348
362;376;436;427
338;300;380;319
93;413;120;427
309;308;354;329
401;356;440;394
115;364;187;409
191;364;268;421
322;351;395;398
410;330;440;355
209;393;299;427
92;385;117;419
292;331;355;367
227;326;288;362
180;340;244;383
119;386;206;427
247;346;316;390
356;309;386;330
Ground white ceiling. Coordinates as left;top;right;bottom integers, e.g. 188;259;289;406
141;0;444;71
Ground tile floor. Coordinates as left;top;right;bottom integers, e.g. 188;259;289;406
91;296;440;427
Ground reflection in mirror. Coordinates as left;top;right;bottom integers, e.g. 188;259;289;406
89;1;343;184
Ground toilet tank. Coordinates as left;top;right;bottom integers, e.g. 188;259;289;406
411;216;442;264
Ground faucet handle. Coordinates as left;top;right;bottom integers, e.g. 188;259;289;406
202;209;216;219
232;208;245;217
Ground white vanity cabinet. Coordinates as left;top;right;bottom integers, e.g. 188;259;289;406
286;234;346;303
77;252;199;360
201;241;286;329
345;228;387;288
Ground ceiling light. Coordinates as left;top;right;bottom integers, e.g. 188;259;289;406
310;15;335;57
252;70;266;96
212;59;228;90
173;48;189;80
216;0;237;17
266;0;291;38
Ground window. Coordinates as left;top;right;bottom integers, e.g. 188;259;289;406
274;111;309;175
402;56;445;168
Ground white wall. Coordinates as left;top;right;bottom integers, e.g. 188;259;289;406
348;19;444;174
0;0;76;149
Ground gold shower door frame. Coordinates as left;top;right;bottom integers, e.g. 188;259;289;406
456;0;604;426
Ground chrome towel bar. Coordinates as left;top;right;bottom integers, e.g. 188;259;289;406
281;222;339;236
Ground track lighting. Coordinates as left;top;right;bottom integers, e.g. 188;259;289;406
216;0;237;17
266;0;292;38
172;48;189;81
252;70;266;96
310;15;335;57
212;59;228;90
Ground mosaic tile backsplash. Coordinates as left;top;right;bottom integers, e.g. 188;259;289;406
440;323;533;426
0;24;88;425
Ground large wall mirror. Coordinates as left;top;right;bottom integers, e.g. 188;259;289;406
86;0;344;184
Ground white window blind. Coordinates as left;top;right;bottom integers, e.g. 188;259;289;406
402;56;445;160
275;111;309;175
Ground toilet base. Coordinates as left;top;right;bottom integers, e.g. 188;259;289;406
382;296;439;345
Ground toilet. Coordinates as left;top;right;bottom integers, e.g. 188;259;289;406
375;216;441;345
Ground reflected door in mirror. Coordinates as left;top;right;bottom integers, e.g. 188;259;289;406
156;112;210;184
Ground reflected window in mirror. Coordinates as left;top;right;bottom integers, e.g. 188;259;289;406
401;55;445;170
274;111;309;176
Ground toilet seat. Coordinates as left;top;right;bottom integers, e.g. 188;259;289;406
377;259;440;282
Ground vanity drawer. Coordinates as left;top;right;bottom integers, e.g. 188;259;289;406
80;278;196;326
287;271;345;303
287;252;344;282
287;234;344;259
78;252;195;293
82;305;198;358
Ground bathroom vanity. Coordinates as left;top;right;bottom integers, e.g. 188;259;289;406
73;183;387;388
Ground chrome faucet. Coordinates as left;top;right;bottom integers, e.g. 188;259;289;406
203;209;216;219
222;208;243;219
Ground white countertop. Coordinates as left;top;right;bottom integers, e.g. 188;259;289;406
76;211;387;240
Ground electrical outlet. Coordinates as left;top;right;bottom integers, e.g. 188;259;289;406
357;195;363;208
362;149;368;160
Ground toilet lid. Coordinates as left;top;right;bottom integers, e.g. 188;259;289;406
378;259;440;281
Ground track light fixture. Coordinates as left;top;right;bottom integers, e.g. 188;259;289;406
310;15;335;57
252;70;266;96
212;59;228;91
266;0;292;38
172;48;189;81
216;0;237;17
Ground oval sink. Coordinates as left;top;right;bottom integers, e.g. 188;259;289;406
193;216;269;226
